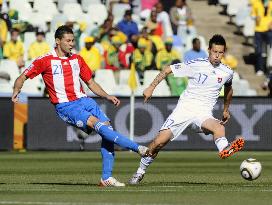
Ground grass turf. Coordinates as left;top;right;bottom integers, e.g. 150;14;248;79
0;151;271;205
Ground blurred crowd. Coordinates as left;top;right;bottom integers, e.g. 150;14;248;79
208;0;272;96
1;0;262;97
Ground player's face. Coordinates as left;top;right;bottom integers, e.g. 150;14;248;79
208;44;225;67
57;33;74;55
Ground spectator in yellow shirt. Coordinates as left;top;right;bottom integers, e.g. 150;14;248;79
132;38;154;84
28;31;50;60
0;18;8;46
251;0;272;76
79;36;102;72
3;28;24;68
155;37;181;70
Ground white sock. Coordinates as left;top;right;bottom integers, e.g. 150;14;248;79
214;137;229;152
137;156;154;174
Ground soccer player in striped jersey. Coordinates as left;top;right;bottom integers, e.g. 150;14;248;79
128;34;245;185
11;25;148;187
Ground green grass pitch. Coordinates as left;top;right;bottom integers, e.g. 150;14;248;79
0;151;271;205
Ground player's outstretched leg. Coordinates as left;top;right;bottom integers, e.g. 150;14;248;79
128;156;153;185
128;129;172;185
94;122;148;156
219;137;245;159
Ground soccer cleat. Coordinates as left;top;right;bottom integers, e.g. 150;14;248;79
219;137;245;159
98;177;125;187
138;145;149;157
128;172;145;185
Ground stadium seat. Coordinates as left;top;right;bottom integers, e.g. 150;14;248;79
227;0;248;17
46;32;56;49
20;74;44;96
10;0;33;21
87;4;108;26
81;0;102;12
57;0;77;12
218;0;229;6
0;81;13;94
63;3;84;22
50;14;68;32
246;89;257;96
23;32;37;61
0;60;20;85
233;6;251;27
33;0;58;22
143;70;171;96
242;17;255;42
114;84;132;96
94;69;117;95
119;69;141;86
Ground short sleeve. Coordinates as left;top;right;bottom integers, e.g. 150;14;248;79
23;58;44;79
224;71;234;87
170;62;193;77
78;55;92;82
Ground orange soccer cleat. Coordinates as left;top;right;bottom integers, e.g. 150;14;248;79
219;137;245;159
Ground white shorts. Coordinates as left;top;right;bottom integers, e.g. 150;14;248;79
160;100;216;140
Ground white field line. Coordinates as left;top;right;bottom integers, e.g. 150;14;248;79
0;202;167;205
0;202;133;205
0;188;272;192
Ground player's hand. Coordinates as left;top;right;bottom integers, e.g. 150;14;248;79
11;90;20;103
143;86;154;103
221;110;230;125
106;95;120;106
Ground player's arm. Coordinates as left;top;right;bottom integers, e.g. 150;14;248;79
143;65;172;103
12;73;27;103
221;83;233;125
86;78;120;106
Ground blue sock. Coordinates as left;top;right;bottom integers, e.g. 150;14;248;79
94;122;139;153
101;138;114;180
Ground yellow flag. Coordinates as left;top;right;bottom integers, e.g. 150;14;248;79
128;63;137;91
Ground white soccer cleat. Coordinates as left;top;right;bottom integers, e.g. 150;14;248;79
128;172;145;185
99;177;125;187
138;145;149;157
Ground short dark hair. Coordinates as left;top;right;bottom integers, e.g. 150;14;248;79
208;34;226;50
11;28;20;34
124;10;132;17
54;25;74;40
36;31;45;37
192;38;199;44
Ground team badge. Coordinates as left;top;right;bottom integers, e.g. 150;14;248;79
217;77;222;83
76;120;84;128
174;64;180;69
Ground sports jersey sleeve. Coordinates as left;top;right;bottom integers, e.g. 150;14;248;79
224;71;234;86
78;55;92;83
170;62;193;77
23;58;44;79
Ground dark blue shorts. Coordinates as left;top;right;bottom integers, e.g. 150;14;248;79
55;97;110;133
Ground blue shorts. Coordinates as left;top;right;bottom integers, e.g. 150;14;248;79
55;97;110;133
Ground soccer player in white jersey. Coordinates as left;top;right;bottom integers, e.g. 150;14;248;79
11;25;149;187
128;34;245;185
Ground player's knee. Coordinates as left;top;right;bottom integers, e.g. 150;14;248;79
87;116;100;129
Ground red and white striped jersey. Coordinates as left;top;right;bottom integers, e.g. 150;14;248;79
24;50;93;104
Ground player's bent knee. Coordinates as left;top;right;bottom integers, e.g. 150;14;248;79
87;116;100;129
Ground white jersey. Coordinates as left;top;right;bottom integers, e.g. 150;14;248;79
170;58;233;110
